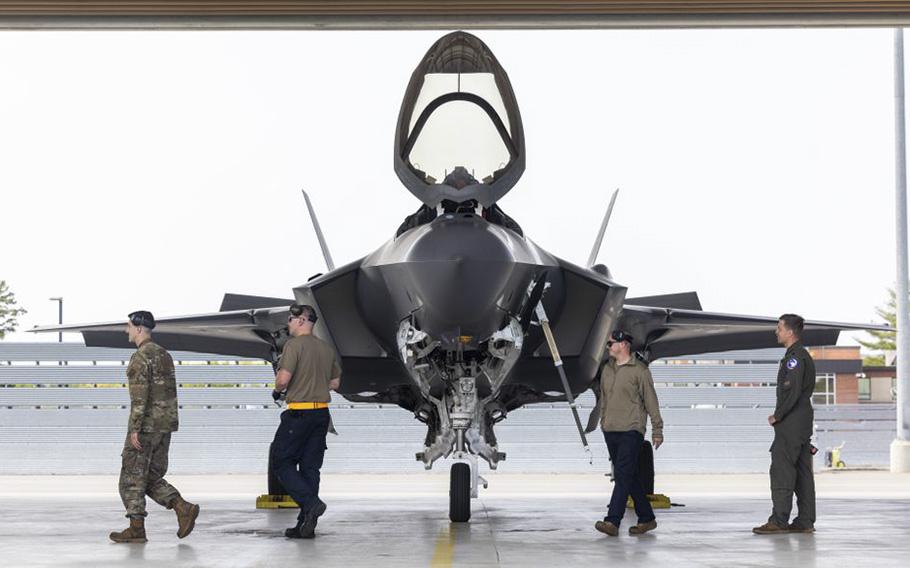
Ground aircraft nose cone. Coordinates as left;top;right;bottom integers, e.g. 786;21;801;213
406;213;517;342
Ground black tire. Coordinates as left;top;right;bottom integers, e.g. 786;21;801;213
267;440;286;496
449;462;472;522
638;441;655;495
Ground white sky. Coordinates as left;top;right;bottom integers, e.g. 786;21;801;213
0;29;899;346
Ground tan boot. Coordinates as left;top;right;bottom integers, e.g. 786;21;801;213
171;496;200;539
629;520;657;535
109;517;147;543
595;520;619;536
752;521;788;535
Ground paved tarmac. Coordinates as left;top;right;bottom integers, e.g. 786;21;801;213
0;472;908;567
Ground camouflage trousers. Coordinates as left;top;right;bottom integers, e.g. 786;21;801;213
119;432;181;519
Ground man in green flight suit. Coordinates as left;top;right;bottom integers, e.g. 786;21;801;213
109;310;200;544
753;313;817;535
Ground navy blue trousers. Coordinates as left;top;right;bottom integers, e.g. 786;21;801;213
603;430;655;527
272;408;330;521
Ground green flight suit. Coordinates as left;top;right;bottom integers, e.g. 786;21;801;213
768;341;817;529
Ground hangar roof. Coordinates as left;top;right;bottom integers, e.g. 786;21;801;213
2;1;910;29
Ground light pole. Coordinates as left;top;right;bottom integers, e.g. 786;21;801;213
49;297;63;343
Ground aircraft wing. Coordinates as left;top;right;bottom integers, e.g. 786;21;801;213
33;259;414;404
504;274;888;410
619;304;890;360
31;306;290;360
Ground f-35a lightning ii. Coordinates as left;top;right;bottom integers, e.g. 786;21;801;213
35;31;885;522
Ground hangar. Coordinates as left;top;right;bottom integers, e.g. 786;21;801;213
1;2;909;566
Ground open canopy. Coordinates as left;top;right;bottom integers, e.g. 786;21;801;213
394;31;526;208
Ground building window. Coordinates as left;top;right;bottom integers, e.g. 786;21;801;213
857;376;871;402
813;373;836;405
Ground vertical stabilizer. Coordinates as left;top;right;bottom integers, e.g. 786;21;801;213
586;189;619;267
302;190;336;272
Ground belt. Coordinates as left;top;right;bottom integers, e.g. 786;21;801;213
287;402;329;410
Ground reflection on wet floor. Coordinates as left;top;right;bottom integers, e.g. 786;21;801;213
0;496;907;567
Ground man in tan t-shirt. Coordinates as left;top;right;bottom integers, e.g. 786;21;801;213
271;303;341;539
595;329;664;538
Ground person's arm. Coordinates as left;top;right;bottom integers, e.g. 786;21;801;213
127;353;149;450
773;355;805;423
275;369;293;392
328;358;342;391
642;368;664;449
274;342;298;394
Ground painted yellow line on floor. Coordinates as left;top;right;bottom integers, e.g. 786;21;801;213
430;524;454;567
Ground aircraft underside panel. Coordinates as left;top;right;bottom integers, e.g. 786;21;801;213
504;257;626;403
294;258;387;358
359;260;549;349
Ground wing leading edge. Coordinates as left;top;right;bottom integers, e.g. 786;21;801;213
620;304;890;361
31;306;289;360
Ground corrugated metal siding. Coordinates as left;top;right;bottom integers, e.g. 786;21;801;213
0;343;895;474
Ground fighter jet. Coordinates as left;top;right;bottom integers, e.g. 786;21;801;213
34;31;886;522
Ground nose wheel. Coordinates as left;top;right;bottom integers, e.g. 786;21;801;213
449;457;489;523
449;462;472;522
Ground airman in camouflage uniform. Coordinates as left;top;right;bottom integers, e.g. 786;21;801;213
109;310;200;544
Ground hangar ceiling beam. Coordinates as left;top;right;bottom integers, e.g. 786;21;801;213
3;1;910;29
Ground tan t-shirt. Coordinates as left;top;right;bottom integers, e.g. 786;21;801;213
279;334;342;403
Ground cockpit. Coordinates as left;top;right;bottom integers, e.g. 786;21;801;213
396;166;523;237
394;31;526;211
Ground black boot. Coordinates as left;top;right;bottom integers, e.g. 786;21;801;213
302;499;327;536
284;519;309;539
286;499;327;539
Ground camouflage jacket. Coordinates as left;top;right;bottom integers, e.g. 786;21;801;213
126;339;179;433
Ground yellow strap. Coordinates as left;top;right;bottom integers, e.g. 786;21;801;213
287;402;329;410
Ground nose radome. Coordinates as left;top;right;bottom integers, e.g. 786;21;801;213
405;215;516;340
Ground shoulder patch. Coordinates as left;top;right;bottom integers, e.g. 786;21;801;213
786;357;799;370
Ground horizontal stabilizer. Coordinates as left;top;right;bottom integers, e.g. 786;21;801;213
625;291;702;311
220;293;294;312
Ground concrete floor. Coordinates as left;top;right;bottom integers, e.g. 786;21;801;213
1;472;908;567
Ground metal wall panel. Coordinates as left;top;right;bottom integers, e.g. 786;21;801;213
0;343;893;474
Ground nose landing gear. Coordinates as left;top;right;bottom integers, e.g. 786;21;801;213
449;456;488;522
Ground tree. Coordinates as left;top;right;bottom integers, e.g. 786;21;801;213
0;280;27;340
858;288;898;366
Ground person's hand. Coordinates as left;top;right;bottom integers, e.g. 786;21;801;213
767;415;777;426
653;434;663;450
328;378;341;391
130;432;142;451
